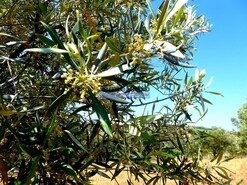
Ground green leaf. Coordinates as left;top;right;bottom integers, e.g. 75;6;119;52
176;134;184;154
111;165;125;180
146;0;157;20
64;130;88;153
25;155;41;184
60;162;77;176
24;48;69;53
20;104;46;113
42;115;56;147
0;32;19;39
81;159;94;171
215;169;230;180
216;151;224;164
201;97;213;105
129;113;163;124
158;0;188;35
36;34;55;46
105;37;122;53
173;5;184;27
164;55;196;68
206;91;223;97
47;90;72;116
157;0;170;34
41;21;79;70
89;90;112;137
97;171;111;179
91;43;108;73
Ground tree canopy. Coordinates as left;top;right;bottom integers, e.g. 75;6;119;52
0;0;229;184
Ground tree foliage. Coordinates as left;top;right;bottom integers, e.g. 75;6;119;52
0;0;230;184
232;102;247;155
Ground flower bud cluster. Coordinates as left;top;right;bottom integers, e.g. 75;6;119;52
128;34;146;65
61;69;101;102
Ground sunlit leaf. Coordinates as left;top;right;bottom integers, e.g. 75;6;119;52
0;32;19;39
41;21;79;70
157;0;170;34
206;91;223;97
0;41;26;48
154;40;185;58
25;48;69;53
146;0;156;20
98;91;130;104
93;64;130;77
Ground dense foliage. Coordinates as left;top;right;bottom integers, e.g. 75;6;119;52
0;0;231;184
231;102;247;155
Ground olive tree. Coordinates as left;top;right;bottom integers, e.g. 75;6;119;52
232;102;247;155
0;0;230;184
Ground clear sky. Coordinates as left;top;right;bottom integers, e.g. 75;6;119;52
148;0;247;131
188;0;247;130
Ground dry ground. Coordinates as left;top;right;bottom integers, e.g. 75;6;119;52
91;157;247;185
0;157;246;185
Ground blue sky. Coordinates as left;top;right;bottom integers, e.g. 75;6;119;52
147;0;247;130
189;0;247;130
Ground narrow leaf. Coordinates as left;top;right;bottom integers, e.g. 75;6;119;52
25;155;41;184
146;0;156;20
162;0;188;35
64;130;88;153
154;40;185;58
47;90;72;115
97;171;111;179
157;0;170;34
0;32;19;39
89;90;112;137
173;5;184;27
98;91;129;104
94;64;130;77
41;21;79;70
105;37;122;53
0;41;26;48
206;91;223;97
25;48;69;53
61;162;77;176
166;0;188;24
36;34;55;46
164;55;196;68
43;115;56;147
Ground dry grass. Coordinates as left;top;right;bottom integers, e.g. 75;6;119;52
0;157;246;185
91;157;247;185
219;157;247;185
